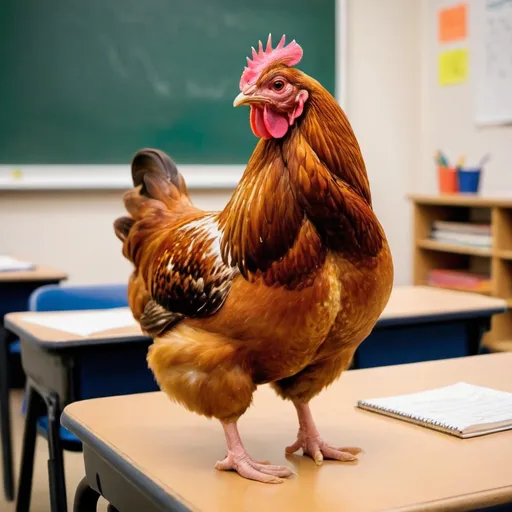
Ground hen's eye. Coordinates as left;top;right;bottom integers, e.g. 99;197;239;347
272;80;285;91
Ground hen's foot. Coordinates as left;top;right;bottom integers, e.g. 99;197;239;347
215;452;293;483
216;421;294;484
285;432;361;465
287;401;362;465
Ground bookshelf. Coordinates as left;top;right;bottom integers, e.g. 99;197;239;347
410;194;512;352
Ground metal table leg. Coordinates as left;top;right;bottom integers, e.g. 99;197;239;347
73;477;100;512
0;327;14;501
15;381;40;512
47;393;67;512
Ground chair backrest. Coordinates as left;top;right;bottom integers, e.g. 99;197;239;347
29;283;128;312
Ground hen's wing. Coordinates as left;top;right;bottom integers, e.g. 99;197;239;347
139;213;238;335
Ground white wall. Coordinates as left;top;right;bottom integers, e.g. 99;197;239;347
0;0;421;285
0;190;232;284
418;0;512;194
346;0;420;285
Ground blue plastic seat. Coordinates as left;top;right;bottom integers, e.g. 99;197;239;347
25;283;129;450
9;340;21;354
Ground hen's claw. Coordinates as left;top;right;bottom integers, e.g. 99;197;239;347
215;451;293;483
286;435;361;465
217;421;294;483
288;401;362;465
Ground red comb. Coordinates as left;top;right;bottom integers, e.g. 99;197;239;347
239;34;303;90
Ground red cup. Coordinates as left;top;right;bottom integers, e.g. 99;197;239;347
438;166;458;194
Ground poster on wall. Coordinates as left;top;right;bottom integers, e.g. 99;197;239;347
473;0;512;125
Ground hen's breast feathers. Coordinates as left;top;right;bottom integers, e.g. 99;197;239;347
130;120;386;337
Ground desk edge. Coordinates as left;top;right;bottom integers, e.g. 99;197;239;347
4;315;151;349
61;410;195;512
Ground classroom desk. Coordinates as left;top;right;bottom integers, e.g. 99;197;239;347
4;309;157;512
62;352;512;512
354;285;507;369
0;264;67;501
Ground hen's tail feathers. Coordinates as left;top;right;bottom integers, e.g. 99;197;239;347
114;148;192;243
132;148;188;198
114;216;135;243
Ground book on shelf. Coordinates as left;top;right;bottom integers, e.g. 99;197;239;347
430;221;492;248
432;221;491;236
427;269;491;292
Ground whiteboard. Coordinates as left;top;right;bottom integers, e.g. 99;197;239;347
473;0;512;126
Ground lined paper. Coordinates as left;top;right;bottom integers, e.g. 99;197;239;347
0;255;35;272
21;308;137;336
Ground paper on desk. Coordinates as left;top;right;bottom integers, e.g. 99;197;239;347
0;255;35;272
21;308;137;337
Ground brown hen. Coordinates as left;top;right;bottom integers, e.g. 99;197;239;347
114;34;393;484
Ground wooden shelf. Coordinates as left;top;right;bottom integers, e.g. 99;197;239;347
483;339;512;353
496;250;512;260
411;194;512;348
422;282;492;295
408;194;512;208
417;239;492;257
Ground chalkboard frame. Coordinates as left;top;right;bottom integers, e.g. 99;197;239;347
0;0;347;191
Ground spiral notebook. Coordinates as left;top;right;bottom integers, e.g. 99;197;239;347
357;382;512;439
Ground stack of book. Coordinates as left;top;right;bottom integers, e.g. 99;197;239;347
430;221;492;249
427;269;491;293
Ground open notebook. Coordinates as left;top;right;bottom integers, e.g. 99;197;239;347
357;382;512;439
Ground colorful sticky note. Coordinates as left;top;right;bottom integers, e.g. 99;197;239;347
438;48;469;86
10;169;23;180
438;4;467;43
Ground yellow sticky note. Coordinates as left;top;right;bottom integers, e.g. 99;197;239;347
438;48;468;86
10;169;23;180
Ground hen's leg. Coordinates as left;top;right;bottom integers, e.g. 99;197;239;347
286;401;361;465
147;324;293;483
215;422;293;483
272;352;361;465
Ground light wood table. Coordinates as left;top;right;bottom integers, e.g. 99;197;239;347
355;286;507;368
0;263;67;502
62;352;512;512
4;308;156;512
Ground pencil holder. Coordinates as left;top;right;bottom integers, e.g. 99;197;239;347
438;166;458;194
457;168;481;194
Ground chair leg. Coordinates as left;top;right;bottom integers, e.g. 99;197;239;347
47;393;68;512
15;382;40;512
0;329;14;501
73;477;100;512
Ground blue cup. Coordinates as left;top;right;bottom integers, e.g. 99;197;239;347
457;168;481;193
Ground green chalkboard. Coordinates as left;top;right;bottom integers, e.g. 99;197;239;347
0;0;335;165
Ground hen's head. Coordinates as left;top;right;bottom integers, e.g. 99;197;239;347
234;34;309;140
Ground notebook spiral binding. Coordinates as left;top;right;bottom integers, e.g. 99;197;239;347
358;401;458;433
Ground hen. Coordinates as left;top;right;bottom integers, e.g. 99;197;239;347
114;35;394;484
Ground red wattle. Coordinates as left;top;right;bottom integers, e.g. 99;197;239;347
250;106;271;139
263;106;289;139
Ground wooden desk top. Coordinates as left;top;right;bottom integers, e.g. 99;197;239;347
0;264;67;283
62;352;512;512
378;285;506;325
4;308;146;349
4;285;506;348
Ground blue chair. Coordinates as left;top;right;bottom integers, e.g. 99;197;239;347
24;283;130;450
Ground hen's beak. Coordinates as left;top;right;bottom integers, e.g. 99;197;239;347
233;92;251;107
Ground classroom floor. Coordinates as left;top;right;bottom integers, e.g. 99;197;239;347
1;390;108;512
